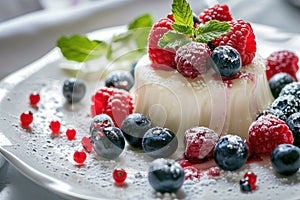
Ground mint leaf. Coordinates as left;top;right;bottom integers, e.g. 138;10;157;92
195;20;231;43
128;13;153;30
57;35;108;62
158;31;191;49
133;27;152;50
172;0;194;35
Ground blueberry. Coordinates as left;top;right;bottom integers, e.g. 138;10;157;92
210;46;242;78
286;112;300;147
142;127;178;158
192;13;200;25
148;158;184;193
239;179;252;192
91;127;125;160
280;82;300;99
271;144;300;176
89;114;114;133
62;78;86;103
121;113;152;149
213;135;248;171
271;95;300;119
269;73;294;98
130;61;138;78
256;109;287;122
105;71;134;91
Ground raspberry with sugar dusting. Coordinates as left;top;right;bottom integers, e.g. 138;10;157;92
199;4;233;24
248;114;294;155
184;126;219;163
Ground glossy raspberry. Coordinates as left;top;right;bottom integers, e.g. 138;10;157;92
199;4;233;24
212;20;256;66
175;42;211;79
266;50;299;81
148;18;176;70
248;114;294;155
73;151;86;164
20;111;33;128
29;92;40;106
184;127;219;163
113;168;127;185
66;128;76;140
91;87;134;128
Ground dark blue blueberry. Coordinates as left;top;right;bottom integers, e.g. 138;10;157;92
130;61;138;78
269;72;294;98
148;158;184;193
142;127;178;158
62;78;86;103
256;109;287;122
89;114;114;133
279;82;300;99
91;127;125;160
213;135;248;171
210;46;242;78
270;144;300;176
192;13;200;25
286;112;300;147
121;113;152;149
239;179;252;192
271;95;300;119
105;71;134;91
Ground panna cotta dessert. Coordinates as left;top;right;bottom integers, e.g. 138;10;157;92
132;4;274;143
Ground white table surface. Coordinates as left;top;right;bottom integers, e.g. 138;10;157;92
0;0;300;199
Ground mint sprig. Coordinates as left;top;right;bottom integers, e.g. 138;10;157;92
171;0;194;36
195;20;231;43
158;31;191;49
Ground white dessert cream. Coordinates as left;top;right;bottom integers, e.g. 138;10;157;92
133;54;274;144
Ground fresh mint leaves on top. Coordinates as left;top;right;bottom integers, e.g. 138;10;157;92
195;20;231;43
57;35;108;63
128;13;153;30
171;0;194;36
158;31;191;49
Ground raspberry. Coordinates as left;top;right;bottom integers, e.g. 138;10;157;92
91;87;134;128
248;114;294;155
199;4;233;24
184;126;219;163
266;50;299;81
148;18;176;70
175;42;211;79
212;20;256;66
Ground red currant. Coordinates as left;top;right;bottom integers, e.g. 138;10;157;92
29;92;40;106
66;128;76;140
244;171;257;188
81;137;93;153
20;111;33;128
113;168;127;185
49;120;61;134
73;151;86;164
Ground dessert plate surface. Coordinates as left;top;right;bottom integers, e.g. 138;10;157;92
0;24;300;200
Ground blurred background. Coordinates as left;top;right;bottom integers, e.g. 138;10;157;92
0;0;300;199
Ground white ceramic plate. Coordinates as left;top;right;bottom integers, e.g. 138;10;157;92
0;24;300;200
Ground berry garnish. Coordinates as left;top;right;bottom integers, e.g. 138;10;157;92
183;166;201;181
148;158;184;193
49;120;61;134
184;126;219;163
271;95;300;119
199;4;233;24
269;72;294;98
286;112;300;147
266;50;299;81
90;126;125;160
89;114;114;133
212;20;256;66
148;17;176;70
91;87;134;127
244;172;257;187
29;92;40;106
256;109;287;122
279;82;300;99
249;114;294;155
130;60;138;78
113;168;127;185
142;127;178;158
175;42;211;79
62;78;86;103
81;136;93;153
20;111;33;128
105;70;134;91
210;45;242;78
121;113;152;149
73;151;87;164
66;128;76;140
271;144;300;176
213;135;248;171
